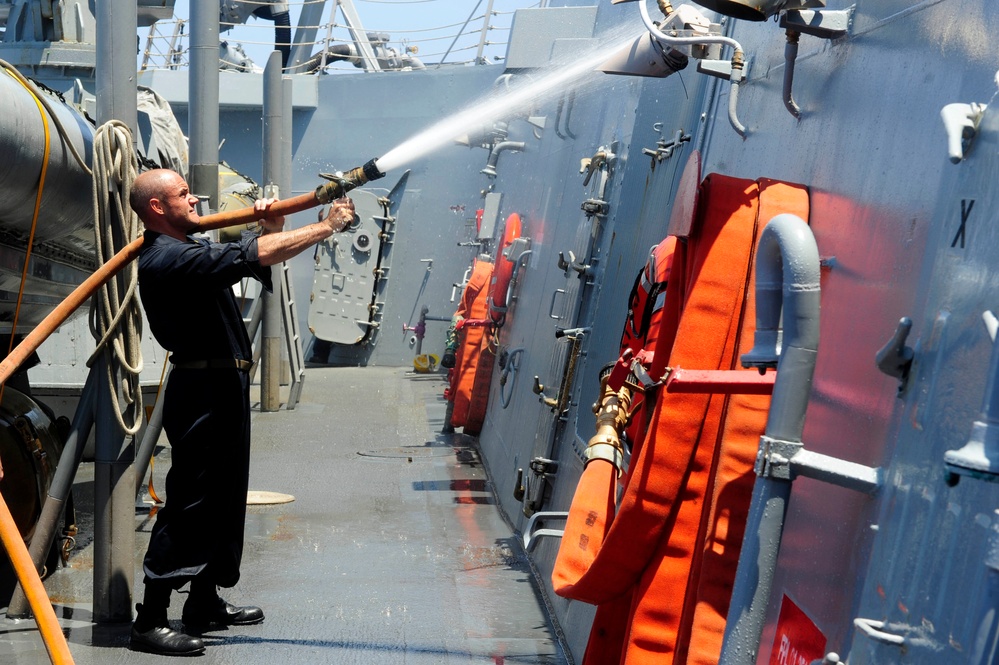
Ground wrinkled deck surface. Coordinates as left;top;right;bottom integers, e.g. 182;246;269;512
0;366;567;664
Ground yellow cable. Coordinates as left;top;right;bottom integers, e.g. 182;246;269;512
146;355;170;504
1;69;50;405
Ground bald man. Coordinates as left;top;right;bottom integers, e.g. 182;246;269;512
128;169;354;656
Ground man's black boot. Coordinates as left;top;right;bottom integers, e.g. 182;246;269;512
183;579;264;630
130;603;205;656
182;596;265;630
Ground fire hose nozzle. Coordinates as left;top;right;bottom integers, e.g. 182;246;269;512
315;158;387;204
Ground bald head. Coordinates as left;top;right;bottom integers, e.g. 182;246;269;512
131;169;180;221
131;169;201;239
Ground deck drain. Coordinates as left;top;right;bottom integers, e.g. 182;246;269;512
358;446;458;459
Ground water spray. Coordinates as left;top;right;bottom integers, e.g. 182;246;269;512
0;160;387;393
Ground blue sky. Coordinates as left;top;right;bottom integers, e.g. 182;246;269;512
150;0;544;70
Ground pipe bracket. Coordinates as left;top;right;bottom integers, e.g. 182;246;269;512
755;436;883;493
755;435;801;480
779;9;853;40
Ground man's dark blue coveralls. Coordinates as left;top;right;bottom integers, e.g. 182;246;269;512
138;229;271;590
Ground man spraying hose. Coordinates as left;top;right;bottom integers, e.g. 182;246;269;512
128;169;355;656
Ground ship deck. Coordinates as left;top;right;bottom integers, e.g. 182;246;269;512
0;366;568;664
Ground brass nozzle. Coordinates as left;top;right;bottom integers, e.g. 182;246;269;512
315;157;386;204
584;375;633;470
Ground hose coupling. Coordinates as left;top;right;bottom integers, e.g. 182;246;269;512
315;157;387;204
584;372;633;473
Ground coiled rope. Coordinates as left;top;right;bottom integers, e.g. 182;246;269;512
87;121;144;436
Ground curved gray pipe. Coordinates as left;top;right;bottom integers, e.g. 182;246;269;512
783;35;802;119
481;141;526;178
719;213;821;665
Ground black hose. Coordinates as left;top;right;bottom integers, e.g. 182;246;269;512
272;10;291;69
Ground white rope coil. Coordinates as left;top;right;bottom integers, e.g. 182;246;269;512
88;120;144;436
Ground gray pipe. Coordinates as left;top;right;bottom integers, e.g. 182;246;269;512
93;0;138;624
719;213;821;665
93;355;137;624
6;370;98;619
261;51;283;412
189;0;219;208
783;34;802;119
481;141;526;178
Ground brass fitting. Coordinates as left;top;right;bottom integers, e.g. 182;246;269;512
315;158;386;204
584;375;633;472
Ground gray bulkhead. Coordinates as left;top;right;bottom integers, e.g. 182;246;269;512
459;0;999;663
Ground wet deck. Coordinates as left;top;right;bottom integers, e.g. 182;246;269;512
0;366;568;664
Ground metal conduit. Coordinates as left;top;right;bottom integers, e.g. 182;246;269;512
719;214;821;665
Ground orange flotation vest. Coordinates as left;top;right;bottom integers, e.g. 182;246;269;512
552;175;810;665
449;258;496;435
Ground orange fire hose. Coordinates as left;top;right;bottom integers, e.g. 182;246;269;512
0;184;341;390
0;491;74;664
553;175;762;664
450;258;495;433
552;176;810;665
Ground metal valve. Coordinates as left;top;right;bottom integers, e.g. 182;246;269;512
533;376;558;407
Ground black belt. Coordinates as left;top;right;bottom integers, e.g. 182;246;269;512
170;358;253;371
